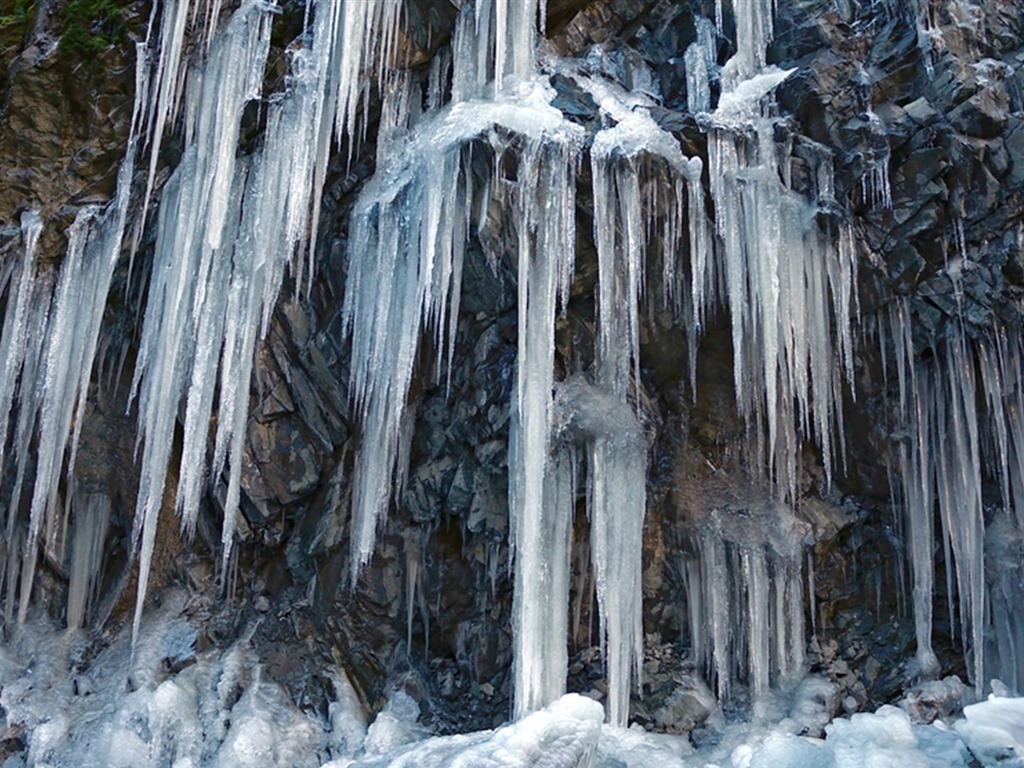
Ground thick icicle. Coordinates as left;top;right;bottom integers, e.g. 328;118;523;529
587;418;646;726
508;137;579;719
549;378;646;727
889;299;939;676
583;76;701;725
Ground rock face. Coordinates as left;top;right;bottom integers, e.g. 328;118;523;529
0;0;139;265
0;0;1023;751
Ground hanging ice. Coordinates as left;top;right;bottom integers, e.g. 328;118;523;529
721;0;774;86
861;110;892;210
580;73;704;725
340;61;583;720
125;0;413;641
684;17;717;115
0;34;145;622
885;301;1024;693
669;0;855;713
683;505;807;714
129;0;274;641
700;0;857;500
0;209;45;526
506;133;580;719
339;0;580;580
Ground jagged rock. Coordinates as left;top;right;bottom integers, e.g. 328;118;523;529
1;0;1024;747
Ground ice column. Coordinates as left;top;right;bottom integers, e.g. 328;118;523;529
586;83;696;725
508;137;579;719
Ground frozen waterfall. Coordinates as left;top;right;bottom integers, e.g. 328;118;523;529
0;0;1023;762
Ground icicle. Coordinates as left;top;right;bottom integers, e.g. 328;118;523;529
745;545;770;717
684;17;717;114
588;82;687;402
913;0;942;78
884;303;1022;691
588;426;645;726
343;70;582;583
722;0;774;85
861;110;892;210
700;523;731;701
507;136;579;719
0;210;43;518
511;442;575;719
891;298;938;675
550;378;646;727
704;55;855;498
66;492;112;628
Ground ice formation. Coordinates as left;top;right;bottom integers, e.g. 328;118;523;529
130;0;406;642
0;50;144;625
0;0;1021;762
883;299;1024;693
683;506;807;713
705;73;857;498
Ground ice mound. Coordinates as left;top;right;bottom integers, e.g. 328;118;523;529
955;695;1024;767
827;705;940;768
351;693;603;767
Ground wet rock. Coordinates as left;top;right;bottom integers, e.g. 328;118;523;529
899;676;966;724
949;80;1010;139
652;676;717;735
903;97;938;126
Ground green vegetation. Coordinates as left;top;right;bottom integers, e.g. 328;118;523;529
58;0;131;60
0;0;35;51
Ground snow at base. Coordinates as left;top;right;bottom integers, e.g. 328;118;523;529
2;607;1021;768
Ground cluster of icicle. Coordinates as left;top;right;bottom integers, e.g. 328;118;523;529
678;505;808;718
881;297;1024;694
0;0;403;643
676;0;859;711
0;0;864;726
342;0;864;724
0;0;915;730
337;0;702;726
0;53;144;629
